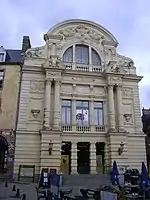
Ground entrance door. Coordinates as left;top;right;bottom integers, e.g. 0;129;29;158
96;142;105;174
60;141;71;174
77;142;90;174
0;135;8;173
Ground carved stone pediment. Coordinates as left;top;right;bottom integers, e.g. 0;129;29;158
105;61;127;74
57;25;104;44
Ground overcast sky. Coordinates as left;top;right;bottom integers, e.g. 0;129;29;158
0;0;150;109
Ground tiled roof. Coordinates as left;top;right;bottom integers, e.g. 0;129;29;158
6;49;22;63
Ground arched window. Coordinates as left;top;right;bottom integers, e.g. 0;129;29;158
92;48;101;66
63;45;101;66
75;45;89;64
63;46;73;63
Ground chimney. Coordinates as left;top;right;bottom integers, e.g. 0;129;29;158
21;36;31;53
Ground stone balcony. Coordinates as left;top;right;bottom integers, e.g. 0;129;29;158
61;125;106;132
64;62;104;73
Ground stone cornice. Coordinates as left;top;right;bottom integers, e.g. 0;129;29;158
123;75;143;82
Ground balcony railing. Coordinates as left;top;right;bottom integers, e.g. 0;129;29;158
76;126;91;132
95;125;105;132
63;62;104;72
61;125;106;132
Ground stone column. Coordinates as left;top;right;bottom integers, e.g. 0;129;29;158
53;79;61;129
71;143;78;174
108;85;116;132
90;143;97;174
44;79;52;129
72;98;76;131
90;100;94;131
116;85;125;132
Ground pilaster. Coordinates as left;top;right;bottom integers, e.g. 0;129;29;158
90;143;97;174
116;85;125;132
107;85;116;132
53;79;61;129
71;143;78;174
44;79;52;129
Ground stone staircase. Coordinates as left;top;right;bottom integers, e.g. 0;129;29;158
61;174;111;189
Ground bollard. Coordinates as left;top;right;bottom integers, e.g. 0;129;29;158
22;193;26;200
5;181;8;187
12;184;16;191
16;188;20;197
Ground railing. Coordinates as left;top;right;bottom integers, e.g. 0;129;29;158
64;62;103;72
62;125;72;131
92;66;103;72
95;125;105;132
61;125;106;132
76;64;89;71
76;126;91;132
64;62;72;70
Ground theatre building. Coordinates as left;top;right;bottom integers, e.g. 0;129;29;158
14;19;146;178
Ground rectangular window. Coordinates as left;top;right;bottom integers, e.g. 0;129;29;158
61;100;71;125
0;53;4;62
0;70;4;89
76;100;89;125
94;101;104;125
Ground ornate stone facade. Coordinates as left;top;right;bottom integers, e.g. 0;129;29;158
14;19;146;177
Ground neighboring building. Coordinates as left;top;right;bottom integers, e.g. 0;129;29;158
14;19;146;179
142;108;150;173
0;36;31;177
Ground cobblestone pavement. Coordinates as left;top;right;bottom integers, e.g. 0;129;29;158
0;181;37;200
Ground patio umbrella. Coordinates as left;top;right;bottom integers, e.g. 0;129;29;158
140;162;149;189
111;160;119;185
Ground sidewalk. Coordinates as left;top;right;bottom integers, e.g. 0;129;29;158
0;181;37;200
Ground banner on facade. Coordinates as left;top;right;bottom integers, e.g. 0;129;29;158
60;155;69;174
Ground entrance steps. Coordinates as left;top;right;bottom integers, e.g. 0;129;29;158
61;174;111;189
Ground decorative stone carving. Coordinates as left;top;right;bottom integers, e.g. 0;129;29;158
124;114;133;124
58;25;104;44
25;47;45;58
107;76;122;86
105;61;126;74
117;54;134;67
122;88;132;98
42;56;65;69
46;71;61;80
30;81;44;93
31;109;40;118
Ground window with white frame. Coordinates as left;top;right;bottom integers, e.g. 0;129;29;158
0;53;5;62
63;45;101;66
0;70;4;89
61;100;71;125
94;102;104;125
76;100;89;126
